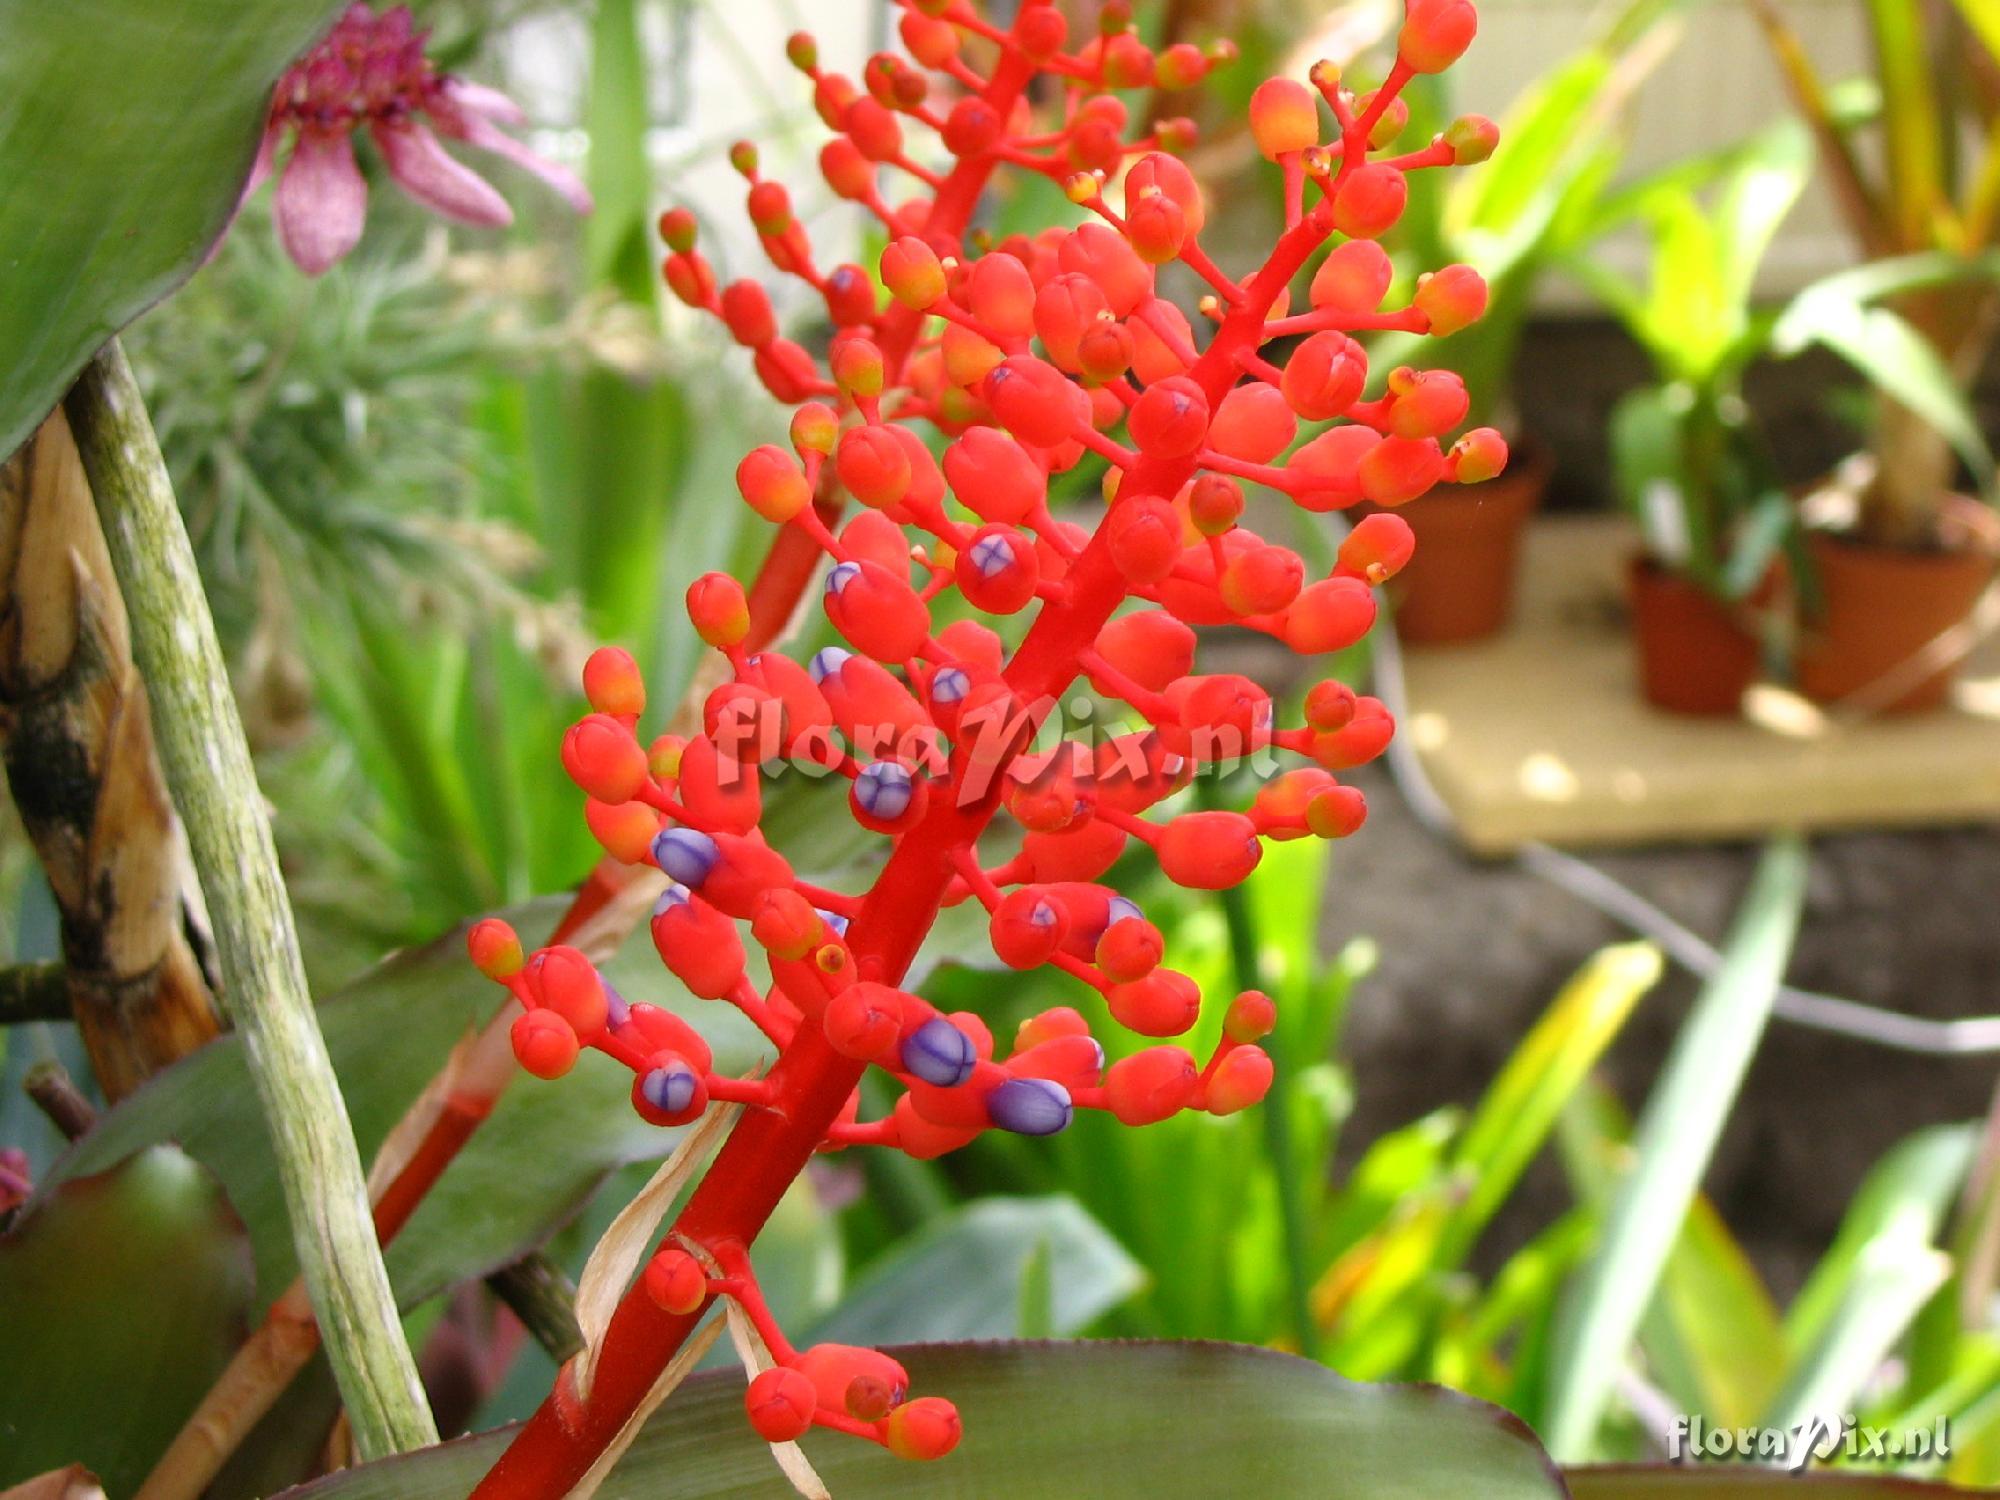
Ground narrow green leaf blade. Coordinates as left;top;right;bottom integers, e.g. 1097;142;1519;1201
1543;835;1809;1458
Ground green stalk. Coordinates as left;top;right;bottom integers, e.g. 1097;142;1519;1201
63;340;437;1461
1203;783;1320;1361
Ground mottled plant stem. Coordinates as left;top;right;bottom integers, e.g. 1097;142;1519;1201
23;1059;97;1140
0;961;67;1024
490;1252;586;1363
63;340;437;1461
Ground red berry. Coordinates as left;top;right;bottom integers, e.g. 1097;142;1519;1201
585;798;660;863
468;918;525;980
1284;577;1378;653
1387;369;1470;439
537;946;611;1038
1059;222;1152;316
835;425;912;508
1159;810;1262;889
985;356;1079;449
561;714;648;803
1339;513;1417;583
737;445;812;523
1129;376;1210;458
967;252;1036;335
1220;545;1305;616
583;646;645;717
745;1366;818;1442
687;572;750;648
1206;1044;1275;1114
1107;496;1184;583
1097;917;1164;981
1033;273;1111;371
651;887;748;999
1332;163;1407;239
956;524;1042;614
1125;152;1204;235
881;236;944;308
1449;426;1509;483
944;427;1046;524
1400;0;1478;73
1358;435;1445;506
1281;332;1367;421
642;1248;708;1314
719;280;776;347
884;1396;962;1461
1249;78;1319;159
1090;611;1195;693
1208;384;1297;463
1107;968;1202;1035
1415;263;1488;336
1306;783;1368;838
1104;1045;1199;1122
1224;990;1278;1043
511;1009;579;1079
1310;240;1393;316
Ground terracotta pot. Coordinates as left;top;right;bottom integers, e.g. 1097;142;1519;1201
1795;528;1996;713
1626;556;1767;716
1380;442;1549;645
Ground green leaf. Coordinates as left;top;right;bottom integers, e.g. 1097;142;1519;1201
1774;255;2000;493
33;898;768;1312
1543;835;1809;1459
0;0;341;458
1568;1468;1973;1496
808;1197;1143;1345
1443;943;1663;1269
276;1342;1569;1499
1787;1126;1978;1359
0;1146;256;1494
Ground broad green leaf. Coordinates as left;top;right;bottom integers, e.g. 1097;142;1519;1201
0;0;341;459
1544;835;1808;1458
1568;1468;1973;1496
0;1146;255;1494
808;1196;1143;1345
1775;294;1996;491
276;1342;1570;1499
33;898;766;1311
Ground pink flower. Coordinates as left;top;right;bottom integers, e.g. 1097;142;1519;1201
246;3;591;275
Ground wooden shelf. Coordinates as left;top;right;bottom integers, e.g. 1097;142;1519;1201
1400;516;2000;853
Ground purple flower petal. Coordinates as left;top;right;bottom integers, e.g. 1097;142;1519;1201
370;118;512;227
451;111;593;215
275;127;368;275
440;76;529;127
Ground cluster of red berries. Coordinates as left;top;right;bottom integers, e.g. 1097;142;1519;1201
469;0;1500;1481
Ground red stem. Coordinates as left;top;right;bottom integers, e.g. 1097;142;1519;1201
469;181;1332;1500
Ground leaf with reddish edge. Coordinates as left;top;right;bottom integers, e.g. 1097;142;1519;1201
0;0;346;458
271;1342;1568;1499
1567;1472;1973;1497
0;1146;254;1495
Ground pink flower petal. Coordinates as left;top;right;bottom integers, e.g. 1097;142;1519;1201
371;118;513;227
441;77;528;127
455;112;593;215
275;127;368;275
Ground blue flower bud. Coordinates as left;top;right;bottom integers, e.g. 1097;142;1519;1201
988;1077;1072;1135
902;1016;976;1088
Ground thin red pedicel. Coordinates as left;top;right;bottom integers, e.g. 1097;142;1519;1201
468;1;1502;1491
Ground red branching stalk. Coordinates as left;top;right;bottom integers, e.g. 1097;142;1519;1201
468;0;1500;1492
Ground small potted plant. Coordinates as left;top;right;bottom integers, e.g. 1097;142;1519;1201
1570;120;1812;713
1365;0;1682;643
1751;0;2000;711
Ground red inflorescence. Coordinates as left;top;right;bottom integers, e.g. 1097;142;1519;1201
469;1;1503;1489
